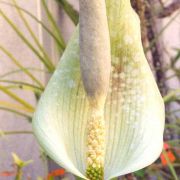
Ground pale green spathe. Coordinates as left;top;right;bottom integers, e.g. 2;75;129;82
33;1;165;179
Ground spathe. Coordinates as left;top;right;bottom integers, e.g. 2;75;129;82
33;1;165;179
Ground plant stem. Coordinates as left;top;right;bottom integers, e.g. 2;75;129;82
56;0;79;25
13;0;55;71
0;0;65;52
0;45;44;88
0;85;34;111
15;167;23;180
41;0;65;49
1;131;33;135
0;9;55;72
0;106;32;119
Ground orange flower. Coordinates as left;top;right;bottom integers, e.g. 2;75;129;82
0;171;16;177
160;143;176;166
47;169;65;180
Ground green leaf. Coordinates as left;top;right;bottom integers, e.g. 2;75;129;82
12;153;33;168
0;106;32;119
12;0;55;71
0;9;55;72
0;45;44;88
0;85;34;111
0;67;47;80
0;131;33;136
41;0;65;49
134;169;146;177
0;79;44;91
0;0;65;52
56;0;79;25
163;89;180;104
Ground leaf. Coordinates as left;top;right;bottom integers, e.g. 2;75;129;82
0;100;33;113
0;9;54;72
12;153;33;168
163;89;180;104
0;131;33;136
0;106;32;119
0;79;44;92
41;0;65;49
12;153;23;166
0;45;44;88
0;85;34;111
134;169;146;177
0;68;47;80
12;0;54;71
0;0;65;52
55;0;79;25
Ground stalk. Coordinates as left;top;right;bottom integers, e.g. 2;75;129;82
15;168;23;180
0;85;34;111
0;0;65;51
12;0;55;70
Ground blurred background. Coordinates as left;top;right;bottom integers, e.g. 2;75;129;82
0;0;179;179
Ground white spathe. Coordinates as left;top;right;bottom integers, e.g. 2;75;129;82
33;1;165;179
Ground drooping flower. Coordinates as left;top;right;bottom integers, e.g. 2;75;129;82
33;0;165;180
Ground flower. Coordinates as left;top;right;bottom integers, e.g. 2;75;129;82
47;169;65;180
33;1;165;179
160;143;176;166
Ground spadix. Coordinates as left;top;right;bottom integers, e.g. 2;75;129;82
33;0;165;179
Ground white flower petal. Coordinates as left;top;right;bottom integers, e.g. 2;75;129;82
104;1;165;179
104;58;164;179
33;30;88;179
33;1;165;180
